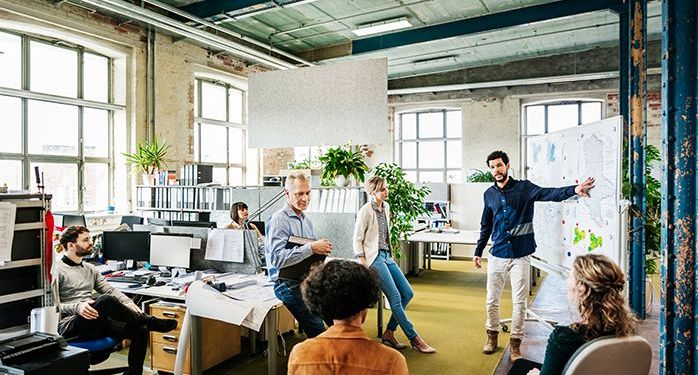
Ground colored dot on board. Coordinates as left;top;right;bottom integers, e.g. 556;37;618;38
567;252;571;257
576;223;579;226
575;179;579;183
588;229;591;233
562;220;565;224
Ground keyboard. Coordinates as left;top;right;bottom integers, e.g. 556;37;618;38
106;275;148;284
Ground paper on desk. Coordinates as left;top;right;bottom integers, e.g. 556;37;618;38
205;229;244;263
0;203;17;263
186;280;254;326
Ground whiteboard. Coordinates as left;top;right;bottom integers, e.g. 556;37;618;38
526;117;623;270
247;58;388;148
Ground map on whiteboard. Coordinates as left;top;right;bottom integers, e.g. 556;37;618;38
526;117;622;269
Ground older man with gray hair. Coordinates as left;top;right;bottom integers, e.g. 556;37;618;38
265;171;334;338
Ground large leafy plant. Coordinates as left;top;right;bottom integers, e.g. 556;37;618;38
466;169;495;183
372;163;430;258
123;137;170;174
622;143;661;274
318;144;369;183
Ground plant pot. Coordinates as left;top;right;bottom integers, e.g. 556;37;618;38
335;175;350;187
141;173;156;185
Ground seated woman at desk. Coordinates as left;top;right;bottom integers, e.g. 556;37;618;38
508;253;638;375
227;201;265;264
226;201;263;239
352;176;435;353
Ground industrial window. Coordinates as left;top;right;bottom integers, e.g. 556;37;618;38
193;78;260;186
395;109;462;183
0;29;124;212
523;100;603;136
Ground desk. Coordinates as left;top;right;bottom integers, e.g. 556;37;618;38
109;276;282;375
408;229;484;271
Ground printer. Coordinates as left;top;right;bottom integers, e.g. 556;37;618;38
0;332;88;375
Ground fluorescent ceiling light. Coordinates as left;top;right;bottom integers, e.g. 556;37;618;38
352;18;412;37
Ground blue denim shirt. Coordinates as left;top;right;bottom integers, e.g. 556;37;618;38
474;178;577;259
265;203;316;281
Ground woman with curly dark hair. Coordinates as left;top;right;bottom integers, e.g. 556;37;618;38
508;253;638;375
288;260;408;375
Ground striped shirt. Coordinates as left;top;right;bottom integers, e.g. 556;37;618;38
371;201;391;251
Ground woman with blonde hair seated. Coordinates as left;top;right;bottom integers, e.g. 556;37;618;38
508;253;638;375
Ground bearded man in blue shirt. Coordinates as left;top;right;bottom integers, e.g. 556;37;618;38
474;150;595;362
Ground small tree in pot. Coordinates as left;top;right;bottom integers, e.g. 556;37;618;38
372;163;430;259
123;137;170;185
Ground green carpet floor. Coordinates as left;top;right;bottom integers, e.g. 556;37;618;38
205;259;516;375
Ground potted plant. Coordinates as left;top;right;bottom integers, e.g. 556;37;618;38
466;168;495;183
318;144;369;186
372;163;430;265
123;137;170;185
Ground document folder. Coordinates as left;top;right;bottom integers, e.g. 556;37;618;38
278;235;326;281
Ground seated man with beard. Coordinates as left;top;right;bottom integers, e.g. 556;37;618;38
56;226;178;375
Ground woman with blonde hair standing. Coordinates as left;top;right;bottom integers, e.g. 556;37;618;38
353;176;435;353
508;253;638;375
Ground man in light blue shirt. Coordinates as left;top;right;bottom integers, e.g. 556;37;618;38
265;171;333;338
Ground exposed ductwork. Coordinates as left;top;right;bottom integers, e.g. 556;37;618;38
141;0;315;68
74;0;301;70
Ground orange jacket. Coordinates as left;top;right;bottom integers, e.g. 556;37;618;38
288;323;409;375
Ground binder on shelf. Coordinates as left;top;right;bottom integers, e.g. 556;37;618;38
277;236;325;281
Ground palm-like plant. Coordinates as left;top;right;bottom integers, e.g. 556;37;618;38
123;137;170;174
318;145;369;183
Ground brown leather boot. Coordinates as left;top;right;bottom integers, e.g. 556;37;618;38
482;330;498;354
509;338;522;362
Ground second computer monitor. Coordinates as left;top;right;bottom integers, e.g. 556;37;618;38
102;231;150;262
171;220;217;229
149;234;192;269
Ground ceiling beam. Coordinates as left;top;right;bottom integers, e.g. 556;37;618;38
180;0;270;18
352;0;624;55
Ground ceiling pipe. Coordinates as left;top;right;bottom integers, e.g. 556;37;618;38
387;67;662;95
141;0;314;67
75;0;297;70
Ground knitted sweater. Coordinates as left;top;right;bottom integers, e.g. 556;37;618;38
55;256;133;331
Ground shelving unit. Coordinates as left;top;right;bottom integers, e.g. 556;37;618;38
0;193;51;333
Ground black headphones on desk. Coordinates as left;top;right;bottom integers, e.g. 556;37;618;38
204;279;227;292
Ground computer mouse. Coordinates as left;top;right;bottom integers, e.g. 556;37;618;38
154;281;166;287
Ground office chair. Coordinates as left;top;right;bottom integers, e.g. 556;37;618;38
562;335;652;375
120;215;144;229
68;336;129;375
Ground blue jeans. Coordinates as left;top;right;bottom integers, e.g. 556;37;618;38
274;279;326;338
371;250;417;340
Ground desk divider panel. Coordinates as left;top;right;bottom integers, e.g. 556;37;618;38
164;227;260;274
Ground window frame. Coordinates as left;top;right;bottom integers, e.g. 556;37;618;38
0;29;123;212
521;99;604;179
394;108;463;184
194;78;257;186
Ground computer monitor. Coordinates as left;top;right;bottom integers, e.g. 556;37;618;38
149;234;192;269
171;220;217;229
147;218;172;226
120;215;144;229
62;214;86;227
248;220;265;236
102;231;151;263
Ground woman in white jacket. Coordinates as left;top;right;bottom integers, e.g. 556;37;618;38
353;176;436;353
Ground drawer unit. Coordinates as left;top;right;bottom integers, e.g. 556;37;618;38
149;303;241;375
